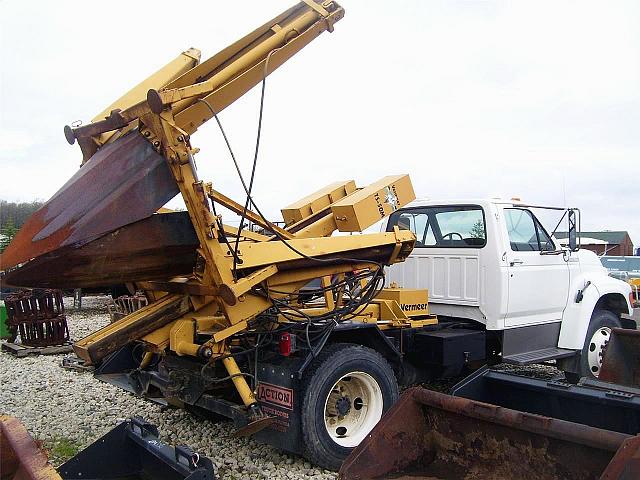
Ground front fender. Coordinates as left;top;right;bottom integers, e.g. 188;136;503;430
558;274;632;350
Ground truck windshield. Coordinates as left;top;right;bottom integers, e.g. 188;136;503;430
387;205;486;248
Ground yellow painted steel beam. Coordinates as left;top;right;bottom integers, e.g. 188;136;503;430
65;1;344;163
219;265;278;302
148;10;321;112
209;187;294;239
227;229;416;271
141;321;176;352
223;224;270;242
267;262;371;286
331;175;416;232
290;213;338;238
73;294;191;364
282;180;356;226
169;4;345;133
92;49;201;143
66;49;201;162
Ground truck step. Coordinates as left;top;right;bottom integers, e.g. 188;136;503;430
503;347;576;365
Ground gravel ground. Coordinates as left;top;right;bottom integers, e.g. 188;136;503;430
0;295;336;480
0;293;610;477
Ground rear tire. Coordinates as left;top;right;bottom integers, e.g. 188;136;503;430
575;310;621;379
300;343;398;471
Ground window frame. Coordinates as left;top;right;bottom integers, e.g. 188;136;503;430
386;204;487;249
504;207;556;252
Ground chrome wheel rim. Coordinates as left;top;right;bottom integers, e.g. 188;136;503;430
587;326;611;377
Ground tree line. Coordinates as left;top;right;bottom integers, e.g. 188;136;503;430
1;200;44;252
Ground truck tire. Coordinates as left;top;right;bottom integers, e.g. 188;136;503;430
300;343;398;471
575;309;621;379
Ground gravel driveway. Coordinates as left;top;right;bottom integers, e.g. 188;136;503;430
2;295;634;477
0;296;336;480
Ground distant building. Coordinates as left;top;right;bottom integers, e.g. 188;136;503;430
555;231;635;256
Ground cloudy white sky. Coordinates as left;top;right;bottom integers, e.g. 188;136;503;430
1;1;638;248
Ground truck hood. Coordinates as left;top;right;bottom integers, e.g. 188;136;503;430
574;248;607;272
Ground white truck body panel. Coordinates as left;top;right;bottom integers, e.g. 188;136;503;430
384;198;633;352
499;204;571;328
559;253;634;348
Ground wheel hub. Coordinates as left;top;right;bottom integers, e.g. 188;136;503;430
587;326;611;377
323;371;384;448
335;396;351;416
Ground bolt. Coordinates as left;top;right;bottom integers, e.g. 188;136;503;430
177;135;184;142
153;141;160;147
143;131;151;137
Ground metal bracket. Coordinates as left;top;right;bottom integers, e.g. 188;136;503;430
302;0;330;17
301;0;336;32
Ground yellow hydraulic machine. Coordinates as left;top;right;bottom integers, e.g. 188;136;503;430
0;0;437;469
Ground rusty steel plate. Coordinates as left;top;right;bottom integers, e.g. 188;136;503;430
1;132;178;271
599;328;640;388
339;387;632;480
3;212;198;288
0;415;61;480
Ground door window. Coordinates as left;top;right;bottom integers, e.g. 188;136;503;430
505;208;555;251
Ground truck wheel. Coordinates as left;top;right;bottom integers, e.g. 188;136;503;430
301;343;398;471
576;310;621;379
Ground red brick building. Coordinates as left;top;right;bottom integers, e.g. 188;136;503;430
555;231;635;256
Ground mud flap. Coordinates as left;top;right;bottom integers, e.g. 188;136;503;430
252;358;304;455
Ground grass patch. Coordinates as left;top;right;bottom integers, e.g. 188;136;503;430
44;437;83;465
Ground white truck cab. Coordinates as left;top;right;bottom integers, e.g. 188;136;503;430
383;198;634;379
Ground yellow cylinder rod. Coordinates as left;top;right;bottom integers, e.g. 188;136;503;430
139;351;155;369
222;356;257;407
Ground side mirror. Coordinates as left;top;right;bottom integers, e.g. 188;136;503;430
568;209;579;252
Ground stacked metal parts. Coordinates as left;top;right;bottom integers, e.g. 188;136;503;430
4;289;69;346
107;293;149;323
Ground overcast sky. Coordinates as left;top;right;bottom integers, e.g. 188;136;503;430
1;1;638;248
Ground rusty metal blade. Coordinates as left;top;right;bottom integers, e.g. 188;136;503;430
0;415;62;480
339;387;631;480
0;132;178;271
600;435;640;479
3;212;198;288
599;328;640;388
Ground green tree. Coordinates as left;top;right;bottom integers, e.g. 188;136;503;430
0;217;18;253
469;219;485;239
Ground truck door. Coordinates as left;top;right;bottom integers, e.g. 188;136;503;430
503;207;569;327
